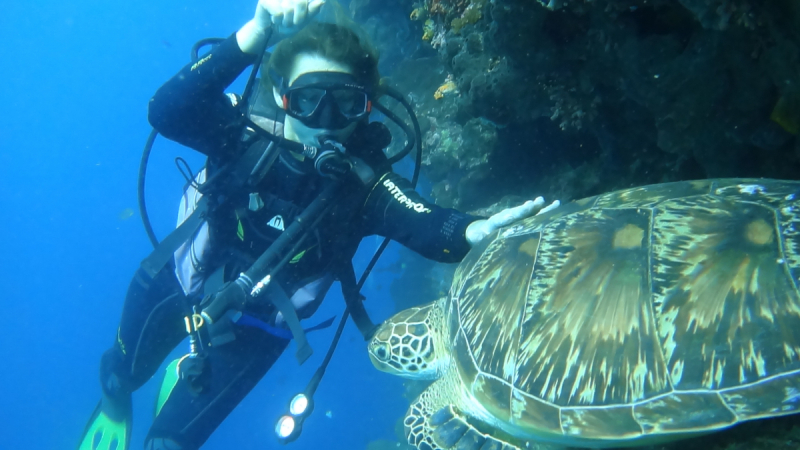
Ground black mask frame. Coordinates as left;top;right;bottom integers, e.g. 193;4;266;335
272;69;373;130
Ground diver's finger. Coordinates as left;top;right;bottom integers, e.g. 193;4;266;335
536;200;560;216
527;196;546;212
293;0;308;26
259;0;277;14
308;0;325;15
270;10;283;26
492;198;543;227
282;7;295;28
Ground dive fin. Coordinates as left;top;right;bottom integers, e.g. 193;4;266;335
155;358;181;418
77;396;132;450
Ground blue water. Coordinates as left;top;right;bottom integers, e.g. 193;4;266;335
0;1;420;448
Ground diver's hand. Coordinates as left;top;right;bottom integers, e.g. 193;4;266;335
264;0;326;33
465;197;560;247
200;280;249;324
237;0;325;54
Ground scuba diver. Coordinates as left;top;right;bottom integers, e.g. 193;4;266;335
78;0;558;449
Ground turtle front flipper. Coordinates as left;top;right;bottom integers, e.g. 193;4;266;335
406;379;519;450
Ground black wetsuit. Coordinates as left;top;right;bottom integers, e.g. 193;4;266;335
101;34;476;449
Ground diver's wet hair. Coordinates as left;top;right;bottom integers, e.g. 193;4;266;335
264;22;381;93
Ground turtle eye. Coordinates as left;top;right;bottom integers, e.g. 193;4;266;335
372;342;390;362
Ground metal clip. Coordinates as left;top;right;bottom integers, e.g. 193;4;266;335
251;274;272;297
249;192;264;211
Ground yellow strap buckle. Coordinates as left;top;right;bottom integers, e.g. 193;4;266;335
183;314;205;334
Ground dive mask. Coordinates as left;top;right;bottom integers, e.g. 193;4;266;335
271;70;372;130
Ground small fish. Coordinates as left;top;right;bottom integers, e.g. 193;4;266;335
434;80;458;100
325;410;333;418
119;208;135;221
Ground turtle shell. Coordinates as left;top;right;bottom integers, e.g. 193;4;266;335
448;178;800;444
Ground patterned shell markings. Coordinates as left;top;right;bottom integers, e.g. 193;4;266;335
449;225;539;420
449;179;800;441
652;185;800;420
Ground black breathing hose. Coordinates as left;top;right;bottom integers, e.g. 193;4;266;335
240;29;272;113
138;129;160;248
302;85;424;400
190;37;225;62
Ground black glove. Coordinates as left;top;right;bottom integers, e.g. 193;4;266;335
200;278;249;324
179;353;211;396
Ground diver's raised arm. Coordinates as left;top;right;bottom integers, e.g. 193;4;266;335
147;34;255;158
148;0;326;157
237;0;326;54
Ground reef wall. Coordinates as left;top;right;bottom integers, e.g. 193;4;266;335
355;0;800;213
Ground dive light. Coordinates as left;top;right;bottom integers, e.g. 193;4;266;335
275;392;314;444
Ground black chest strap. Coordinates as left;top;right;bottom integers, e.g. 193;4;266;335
139;196;208;280
267;282;314;364
337;259;377;340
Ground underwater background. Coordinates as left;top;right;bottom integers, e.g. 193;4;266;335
3;0;800;449
0;1;417;449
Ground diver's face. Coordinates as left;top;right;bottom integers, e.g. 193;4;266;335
274;53;360;147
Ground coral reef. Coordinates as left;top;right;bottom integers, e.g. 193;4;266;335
395;0;800;207
421;117;497;209
676;0;762;30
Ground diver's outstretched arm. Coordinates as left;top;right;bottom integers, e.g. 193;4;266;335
147;35;255;158
360;172;480;264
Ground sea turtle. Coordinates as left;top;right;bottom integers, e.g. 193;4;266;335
368;178;800;450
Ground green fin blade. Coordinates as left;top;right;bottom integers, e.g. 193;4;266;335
78;398;132;450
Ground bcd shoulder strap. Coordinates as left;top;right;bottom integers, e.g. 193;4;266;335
337;259;377;340
139;196;208;280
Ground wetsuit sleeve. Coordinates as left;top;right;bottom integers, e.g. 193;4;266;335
361;172;482;263
147;33;257;158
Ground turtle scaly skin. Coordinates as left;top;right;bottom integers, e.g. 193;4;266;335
369;179;800;450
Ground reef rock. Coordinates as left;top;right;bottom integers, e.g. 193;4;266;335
357;0;800;213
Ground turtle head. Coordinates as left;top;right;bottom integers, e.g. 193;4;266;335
368;299;448;380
